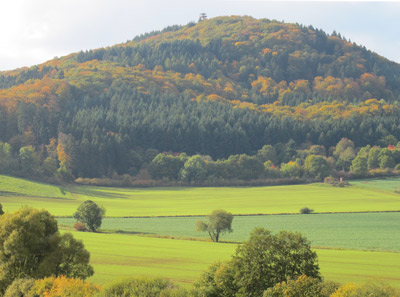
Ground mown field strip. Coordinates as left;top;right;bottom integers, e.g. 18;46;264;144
69;230;235;286
317;249;400;287
68;231;400;288
58;212;400;252
2;175;400;216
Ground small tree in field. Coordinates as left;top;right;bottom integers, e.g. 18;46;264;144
196;209;233;242
74;200;105;232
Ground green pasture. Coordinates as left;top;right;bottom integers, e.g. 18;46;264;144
1;174;400;288
67;230;400;288
58;212;400;252
0;175;70;199
69;230;234;286
351;177;400;192
2;175;400;216
317;249;400;287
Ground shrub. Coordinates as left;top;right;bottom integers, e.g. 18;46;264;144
324;176;350;187
97;277;187;297
331;282;400;297
263;275;338;297
324;176;338;185
74;222;87;232
300;207;314;214
333;181;350;187
30;276;101;297
4;278;35;297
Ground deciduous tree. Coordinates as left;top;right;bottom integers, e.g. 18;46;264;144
195;228;320;297
73;200;105;232
196;209;233;242
0;207;93;294
232;228;320;297
304;155;331;179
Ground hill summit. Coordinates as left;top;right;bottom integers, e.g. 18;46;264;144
0;16;400;177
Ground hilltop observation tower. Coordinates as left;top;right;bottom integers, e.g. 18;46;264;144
199;13;207;22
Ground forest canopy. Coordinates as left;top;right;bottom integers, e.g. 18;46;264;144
0;16;399;180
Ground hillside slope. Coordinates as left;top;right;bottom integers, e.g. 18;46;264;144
0;16;400;177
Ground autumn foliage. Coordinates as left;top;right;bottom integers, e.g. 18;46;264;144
30;276;101;297
0;16;400;180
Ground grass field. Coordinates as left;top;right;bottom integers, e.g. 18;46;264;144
0;175;71;199
2;174;400;288
2;175;400;216
58;212;400;252
67;230;400;288
351;177;400;191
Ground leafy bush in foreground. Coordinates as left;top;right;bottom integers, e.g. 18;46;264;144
4;278;35;297
331;282;400;297
263;275;339;297
30;276;101;297
96;277;188;297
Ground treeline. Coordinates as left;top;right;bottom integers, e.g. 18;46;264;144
1;81;400;180
2;129;400;185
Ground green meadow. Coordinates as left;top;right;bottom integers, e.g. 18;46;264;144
67;230;400;288
2;175;400;216
58;212;400;252
2;174;400;287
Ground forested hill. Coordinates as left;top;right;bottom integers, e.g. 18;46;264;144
0;15;400;178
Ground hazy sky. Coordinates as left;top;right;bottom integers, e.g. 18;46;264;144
0;0;399;71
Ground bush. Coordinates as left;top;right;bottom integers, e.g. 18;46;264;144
74;222;88;232
300;207;314;214
263;275;338;297
97;277;188;297
324;176;350;187
333;181;350;187
30;276;101;297
4;278;35;297
331;282;400;297
324;176;338;185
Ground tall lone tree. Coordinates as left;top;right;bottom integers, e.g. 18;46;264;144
74;200;105;232
196;209;233;242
